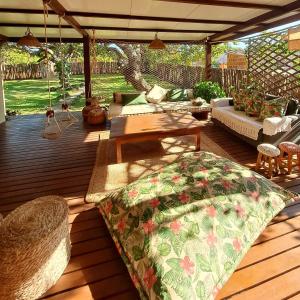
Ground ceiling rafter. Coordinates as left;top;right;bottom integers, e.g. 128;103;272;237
7;36;203;44
0;8;244;25
156;0;280;10
43;0;88;37
208;0;300;41
0;23;233;34
221;12;300;41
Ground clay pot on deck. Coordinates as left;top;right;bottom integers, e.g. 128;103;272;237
87;108;106;125
82;105;95;122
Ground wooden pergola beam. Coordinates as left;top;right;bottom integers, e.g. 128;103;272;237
43;0;88;37
7;37;203;44
0;23;226;34
209;0;300;41
0;8;244;25
221;12;300;41
83;35;91;100
156;0;280;10
0;33;8;42
204;42;212;81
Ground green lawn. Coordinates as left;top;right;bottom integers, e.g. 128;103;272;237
4;74;176;114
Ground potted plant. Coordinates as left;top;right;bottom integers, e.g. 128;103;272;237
193;81;225;103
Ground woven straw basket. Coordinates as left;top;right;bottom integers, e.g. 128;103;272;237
0;196;71;300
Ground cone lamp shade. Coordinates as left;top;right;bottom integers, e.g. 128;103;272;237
149;33;166;50
18;27;41;48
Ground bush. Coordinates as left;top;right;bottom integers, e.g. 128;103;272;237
194;81;225;103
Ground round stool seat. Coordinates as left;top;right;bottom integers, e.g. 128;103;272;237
0;196;70;300
257;143;280;157
279;142;300;154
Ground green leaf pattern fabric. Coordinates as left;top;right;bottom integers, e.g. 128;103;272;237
232;90;246;111
98;152;296;300
244;94;262;117
258;97;289;120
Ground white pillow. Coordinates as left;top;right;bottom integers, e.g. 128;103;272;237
146;85;168;104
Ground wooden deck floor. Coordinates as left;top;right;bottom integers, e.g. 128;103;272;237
0;113;300;300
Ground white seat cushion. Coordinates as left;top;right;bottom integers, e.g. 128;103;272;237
146;85;168;104
257;143;280;157
212;106;262;140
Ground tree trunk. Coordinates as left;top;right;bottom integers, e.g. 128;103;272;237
115;44;152;92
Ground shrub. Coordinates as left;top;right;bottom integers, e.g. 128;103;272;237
193;81;225;103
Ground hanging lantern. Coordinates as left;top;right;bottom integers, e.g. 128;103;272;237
149;33;166;50
18;27;41;48
42;108;61;140
288;26;300;51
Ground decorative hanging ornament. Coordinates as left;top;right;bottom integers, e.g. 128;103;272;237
149;33;166;50
42;108;61;140
18;27;41;48
57;14;78;126
41;3;61;140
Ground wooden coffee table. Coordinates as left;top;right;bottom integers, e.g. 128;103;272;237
110;112;202;163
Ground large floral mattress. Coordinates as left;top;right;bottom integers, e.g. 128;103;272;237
97;151;296;299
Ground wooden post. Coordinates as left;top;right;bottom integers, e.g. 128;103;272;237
83;35;91;102
0;62;5;124
205;41;212;81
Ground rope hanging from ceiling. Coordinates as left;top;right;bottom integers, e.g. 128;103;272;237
58;14;78;125
42;2;61;140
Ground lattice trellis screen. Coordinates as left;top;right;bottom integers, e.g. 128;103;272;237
89;41;205;101
247;29;300;99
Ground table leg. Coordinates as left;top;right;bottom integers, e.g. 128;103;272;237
195;133;201;151
116;141;122;163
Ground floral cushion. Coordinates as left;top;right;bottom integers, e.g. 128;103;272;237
232;90;246;111
258;97;289;120
97;152;296;300
245;94;262;117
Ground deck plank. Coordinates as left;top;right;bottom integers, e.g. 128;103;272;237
0;114;299;300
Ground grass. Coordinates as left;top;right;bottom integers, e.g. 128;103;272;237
4;74;176;114
4;76;84;114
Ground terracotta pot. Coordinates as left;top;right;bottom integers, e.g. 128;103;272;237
82;105;95;122
87;108;106;125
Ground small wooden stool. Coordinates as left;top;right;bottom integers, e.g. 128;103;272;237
278;142;300;174
256;143;280;178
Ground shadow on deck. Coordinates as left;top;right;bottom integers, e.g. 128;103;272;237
0;113;300;300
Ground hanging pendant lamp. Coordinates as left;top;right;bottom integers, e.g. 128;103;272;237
18;27;41;48
149;33;166;50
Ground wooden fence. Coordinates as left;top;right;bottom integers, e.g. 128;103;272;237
2;61;119;80
212;68;248;95
2;61;298;99
153;64;204;88
71;61;119;75
3;64;49;80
